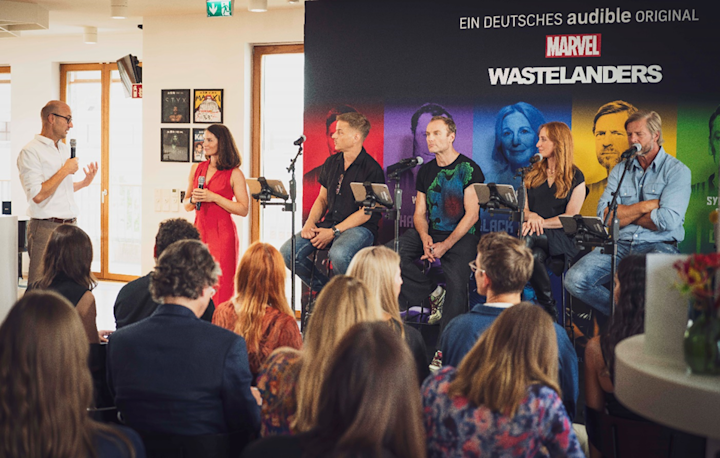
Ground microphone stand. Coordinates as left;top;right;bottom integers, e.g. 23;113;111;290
286;145;302;313
602;155;634;317
515;165;533;237
386;171;403;253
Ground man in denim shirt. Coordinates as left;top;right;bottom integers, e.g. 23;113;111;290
566;111;691;316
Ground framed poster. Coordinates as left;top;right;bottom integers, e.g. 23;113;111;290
192;128;206;162
161;128;190;162
161;89;190;123
194;89;223;123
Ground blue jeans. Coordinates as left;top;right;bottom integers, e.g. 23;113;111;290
565;240;679;316
280;227;374;292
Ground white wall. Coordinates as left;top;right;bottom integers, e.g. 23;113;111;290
141;8;303;273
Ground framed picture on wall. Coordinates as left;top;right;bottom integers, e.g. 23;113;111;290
161;89;191;123
193;89;223;123
161;128;190;162
192;128;206;162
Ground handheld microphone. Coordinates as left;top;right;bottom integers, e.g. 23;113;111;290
196;176;205;211
621;143;642;160
70;139;76;159
529;153;543;165
293;135;306;146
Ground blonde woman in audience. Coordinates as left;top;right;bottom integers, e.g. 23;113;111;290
0;291;145;457
347;245;429;383
28;224;102;343
422;303;583;457
242;322;426;458
213;242;302;380
256;275;384;436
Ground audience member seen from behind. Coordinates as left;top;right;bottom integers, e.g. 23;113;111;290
243;322;426;458
107;240;260;446
585;255;648;452
0;291;145;457
213;242;302;380
440;231;579;420
28;224;102;343
256;275;384;436
423;303;583;458
114;218;215;329
347;245;429;383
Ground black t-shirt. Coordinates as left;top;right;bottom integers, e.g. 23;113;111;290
527;167;585;219
317;148;386;241
416;154;485;236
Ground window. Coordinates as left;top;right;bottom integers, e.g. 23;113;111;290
61;64;143;280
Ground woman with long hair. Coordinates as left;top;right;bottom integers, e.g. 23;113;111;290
213;242;302;379
522;121;586;319
423;303;583;457
585;255;647;435
184;124;249;304
0;290;144;457
243;322;426;458
347;245;429;383
256;275;384;436
29;224;101;343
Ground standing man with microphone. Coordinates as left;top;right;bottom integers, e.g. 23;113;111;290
395;115;484;370
566;111;691;317
280;112;385;293
17;100;98;286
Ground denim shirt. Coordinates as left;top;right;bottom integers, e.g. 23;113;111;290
597;147;691;243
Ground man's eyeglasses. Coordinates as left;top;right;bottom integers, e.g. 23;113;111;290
468;260;485;275
52;113;72;124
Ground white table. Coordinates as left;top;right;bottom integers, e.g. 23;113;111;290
615;334;720;441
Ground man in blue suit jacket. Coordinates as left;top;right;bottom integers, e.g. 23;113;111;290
107;239;260;441
440;232;579;421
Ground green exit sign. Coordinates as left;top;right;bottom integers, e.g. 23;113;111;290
207;1;232;17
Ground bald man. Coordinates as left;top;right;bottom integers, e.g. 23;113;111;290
17;100;98;285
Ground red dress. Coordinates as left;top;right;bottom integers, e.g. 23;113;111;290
193;161;238;304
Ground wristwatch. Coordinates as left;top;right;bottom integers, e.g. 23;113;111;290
332;226;341;238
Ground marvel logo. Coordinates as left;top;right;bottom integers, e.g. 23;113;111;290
546;34;601;58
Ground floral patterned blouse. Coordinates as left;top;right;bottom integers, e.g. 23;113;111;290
255;348;303;437
422;367;584;458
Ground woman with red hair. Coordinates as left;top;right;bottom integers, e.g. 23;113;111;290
213;242;302;379
522;121;586;320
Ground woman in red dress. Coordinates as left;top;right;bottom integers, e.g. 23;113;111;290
184;124;249;304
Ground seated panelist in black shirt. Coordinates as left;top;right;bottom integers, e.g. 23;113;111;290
280;112;386;293
522;122;586;321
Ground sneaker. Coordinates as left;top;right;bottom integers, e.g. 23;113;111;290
428;286;445;325
429;350;443;372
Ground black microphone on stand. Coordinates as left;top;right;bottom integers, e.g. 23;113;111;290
387;156;424;177
621;143;642;160
293;135;306;146
196;176;205;211
70;139;76;159
529;153;543;165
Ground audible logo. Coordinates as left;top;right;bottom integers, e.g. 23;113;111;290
546;34;601;58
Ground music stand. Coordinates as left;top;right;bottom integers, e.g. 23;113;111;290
248;177;297;312
474;183;522;232
559;215;610;251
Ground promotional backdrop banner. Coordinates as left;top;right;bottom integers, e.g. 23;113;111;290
303;0;720;253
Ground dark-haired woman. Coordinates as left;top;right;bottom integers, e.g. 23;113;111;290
28;224;101;343
244;322;426;458
522;121;586;320
585;254;647;430
184;124;249;304
0;290;145;457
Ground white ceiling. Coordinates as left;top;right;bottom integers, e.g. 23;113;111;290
4;0;303;36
